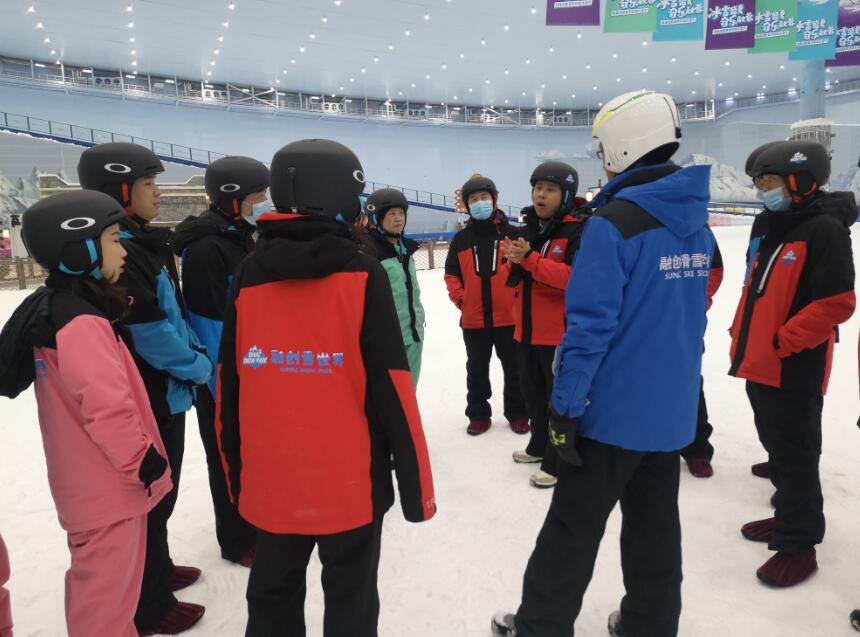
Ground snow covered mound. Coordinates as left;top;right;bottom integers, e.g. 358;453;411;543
830;168;860;202
0;169;41;223
679;154;758;202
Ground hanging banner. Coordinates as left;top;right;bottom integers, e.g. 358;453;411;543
827;0;860;66
604;0;659;32
654;0;706;40
546;0;602;25
749;0;797;53
705;0;757;49
790;0;839;60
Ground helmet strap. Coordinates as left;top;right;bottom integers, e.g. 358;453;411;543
787;174;818;204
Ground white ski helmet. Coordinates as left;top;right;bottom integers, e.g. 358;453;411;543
592;90;682;174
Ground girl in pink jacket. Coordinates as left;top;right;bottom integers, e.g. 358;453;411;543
0;191;173;637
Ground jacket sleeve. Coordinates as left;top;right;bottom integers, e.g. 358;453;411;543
120;255;212;386
444;233;465;308
776;220;856;357
181;240;231;396
361;263;436;523
56;315;154;480
519;250;572;290
215;276;242;504
706;229;724;311
551;216;629;419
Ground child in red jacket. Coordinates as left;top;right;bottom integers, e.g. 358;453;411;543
445;175;528;435
0;191;172;637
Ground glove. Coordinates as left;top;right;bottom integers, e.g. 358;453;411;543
139;444;168;491
549;408;583;467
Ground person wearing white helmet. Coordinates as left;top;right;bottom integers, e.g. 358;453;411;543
492;90;719;637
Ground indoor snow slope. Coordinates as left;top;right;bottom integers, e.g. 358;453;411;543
2;223;860;637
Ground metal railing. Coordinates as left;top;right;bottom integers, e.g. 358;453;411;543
0;54;718;129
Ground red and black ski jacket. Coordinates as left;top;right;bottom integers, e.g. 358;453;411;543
216;212;436;535
729;191;857;395
509;204;589;346
444;211;518;329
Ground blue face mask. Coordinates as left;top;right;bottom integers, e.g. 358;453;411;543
246;200;271;225
756;187;791;212
469;200;494;220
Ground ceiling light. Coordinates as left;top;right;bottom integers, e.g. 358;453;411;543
283;69;288;74
670;57;676;62
725;61;730;66
616;77;621;83
126;3;133;11
405;29;411;36
525;58;531;64
322;16;328;22
335;0;341;5
762;84;766;89
459;51;465;58
129;36;135;42
398;91;403;95
228;2;235;9
734;91;739;96
531;5;536;13
522;91;526;96
374;57;380;63
779;64;785;70
691;90;696;94
299;46;305;52
571;93;576;98
693;70;699;76
480;39;486;45
549;46;555;53
642;40;648;46
217;35;224;42
792;76;797;81
504;24;510;30
504;99;509;104
309;32;316;39
598;102;603;107
541;83;545;88
612;53;618;59
747;73;752;78
469;87;474;92
351;77;356;82
128;21;134;27
593;85;597;90
130;49;136;55
453;95;458;100
222;20;229;27
34;62;45;68
210;60;216;66
585;64;591;70
424;13;430;20
642;67;647;73
577;32;582;38
362;67;367;73
718;82;723;87
207;71;212;76
553;101;557;105
339;85;344;90
291;58;296;64
35;21;43;29
826;67;832;73
81;69;92;74
562;74;567;79
43;37;50;43
484;79;490;84
27;5;35;13
125;74;135;79
131;60;137;66
412;82;417;87
214;48;221;55
666;79;672;84
425;73;430;79
49;49;55;54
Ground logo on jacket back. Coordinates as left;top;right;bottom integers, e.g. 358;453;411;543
552;245;563;256
242;346;268;369
781;250;798;266
35;359;48;379
790;152;807;164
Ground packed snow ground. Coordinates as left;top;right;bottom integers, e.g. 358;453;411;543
2;224;860;637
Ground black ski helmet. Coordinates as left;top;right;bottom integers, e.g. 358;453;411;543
530;161;579;214
745;141;782;178
77;142;164;209
22;191;125;279
365;188;409;234
460;175;498;210
205;156;270;219
269;139;365;222
751;140;830;202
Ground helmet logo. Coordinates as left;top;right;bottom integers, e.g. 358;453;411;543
60;217;96;231
366;203;376;211
353;170;366;183
220;183;242;193
790;152;808;164
104;163;132;174
566;174;575;183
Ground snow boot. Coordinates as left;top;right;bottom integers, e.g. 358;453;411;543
236;544;255;568
491;611;518;636
467;419;492;435
850;609;860;632
751;461;770;479
139;602;205;636
513;449;542;464
166;565;201;592
741;517;775;543
608;610;622;636
685;458;714;478
529;470;558;489
756;549;817;587
509;418;530;434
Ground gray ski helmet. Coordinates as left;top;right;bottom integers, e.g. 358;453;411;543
269;139;365;222
751;140;830;201
460;175;498;209
22;190;125;278
530;161;579;213
77;142;164;208
365;188;409;231
205;156;270;218
745;141;782;178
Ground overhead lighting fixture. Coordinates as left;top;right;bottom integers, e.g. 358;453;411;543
424;12;430;20
459;51;465;58
577;32;582;38
127;21;134;28
747;73;752;79
322;16;328;22
531;6;536;13
612;52;618;59
522;91;526;96
480;39;486;45
504;68;509;75
309;32;316;39
405;29;411;36
49;49;55;54
43;37;50;43
691;90;697;94
779;64;785;70
718;82;723;87
374;57;380;63
282;69;288;74
504;24;510;30
131;60;137;66
541;83;545;88
616;77;621;83
666;79;672;84
35;21;44;29
130;49;136;55
81;68;93;74
593;85;597;90
351;77;356;82
218;35;224;42
693;70;699;76
485;78;490;84
642;67;647;73
469;87;473;92
299;46;305;52
125;74;135;79
223;20;229;27
335;0;341;6
228;2;235;9
291;58;296;64
792;76;797;81
425;73;430;79
126;3;133;12
441;63;447;69
585;64;591;70
670;57;676;62
129;36;135;42
210;60;216;65
207;71;212;76
525;58;531;64
388;43;394;50
214;48;220;55
27;5;35;13
34;62;46;68
549;46;554;53
642;40;648;46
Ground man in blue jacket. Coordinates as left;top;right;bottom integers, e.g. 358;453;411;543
492;90;717;637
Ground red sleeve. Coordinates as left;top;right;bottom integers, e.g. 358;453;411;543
444;273;465;309
777;291;855;357
56;315;153;478
519;250;572;290
706;234;723;311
